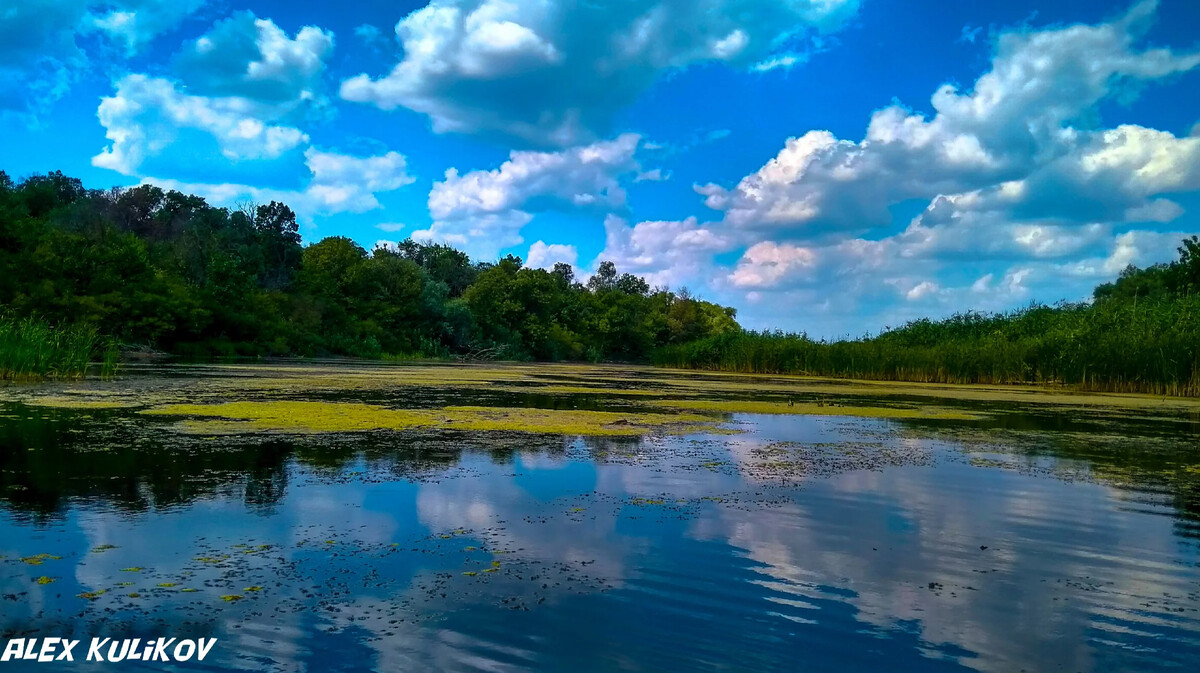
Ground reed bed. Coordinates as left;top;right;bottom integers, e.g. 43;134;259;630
0;315;119;380
653;297;1200;397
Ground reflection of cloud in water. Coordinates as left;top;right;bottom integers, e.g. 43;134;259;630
702;436;1199;673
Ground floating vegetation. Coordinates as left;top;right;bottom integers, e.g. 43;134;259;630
140;400;721;436
220;594;243;602
34;576;56;584
244;586;263;592
157;582;178;588
20;554;62;566
77;590;106;601
119;566;143;572
91;544;117;553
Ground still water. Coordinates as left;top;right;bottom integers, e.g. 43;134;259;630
1;365;1199;672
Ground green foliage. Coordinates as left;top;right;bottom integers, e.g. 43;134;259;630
0;314;117;379
656;252;1200;397
0;170;737;364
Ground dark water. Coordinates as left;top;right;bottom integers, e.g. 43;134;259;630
2;388;1200;672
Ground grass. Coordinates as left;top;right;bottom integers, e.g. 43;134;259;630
653;298;1200;397
0;315;119;380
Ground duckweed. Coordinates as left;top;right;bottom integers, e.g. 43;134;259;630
141;400;721;436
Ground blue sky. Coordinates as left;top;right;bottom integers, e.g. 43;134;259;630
1;0;1198;337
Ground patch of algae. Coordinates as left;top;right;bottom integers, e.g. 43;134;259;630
16;396;136;410
140;400;721;436
658;399;983;421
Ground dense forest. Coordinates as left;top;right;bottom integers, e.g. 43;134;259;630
2;170;1198;395
656;239;1200;396
0;170;738;373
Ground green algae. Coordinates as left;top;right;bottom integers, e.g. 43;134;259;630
20;554;61;565
221;594;243;602
140;400;721;436
658;399;984;421
34;576;56;584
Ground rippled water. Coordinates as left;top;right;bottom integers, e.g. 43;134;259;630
2;369;1199;672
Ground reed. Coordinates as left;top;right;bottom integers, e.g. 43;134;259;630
0;315;119;380
653;296;1200;396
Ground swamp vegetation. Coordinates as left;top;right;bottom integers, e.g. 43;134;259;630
3;170;1199;396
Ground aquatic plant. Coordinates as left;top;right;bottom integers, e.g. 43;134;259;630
140;400;721;436
0;315;118;380
654;296;1200;397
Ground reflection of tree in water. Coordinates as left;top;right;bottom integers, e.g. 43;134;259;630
901;415;1200;544
0;404;591;519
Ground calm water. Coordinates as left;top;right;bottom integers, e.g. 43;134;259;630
2;373;1200;672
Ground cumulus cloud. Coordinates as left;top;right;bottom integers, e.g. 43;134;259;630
93;75;311;175
174;11;334;108
0;0;205;117
699;0;1200;237
525;241;579;271
665;1;1200;335
340;0;861;145
93;14;338;179
144;146;414;220
728;241;817;289
415;134;649;260
594;215;732;289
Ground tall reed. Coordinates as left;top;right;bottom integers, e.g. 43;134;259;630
653;297;1200;396
0;315;119;380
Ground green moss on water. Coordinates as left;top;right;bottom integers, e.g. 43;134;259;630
140;400;721;436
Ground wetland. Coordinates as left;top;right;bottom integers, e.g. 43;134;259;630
1;361;1200;672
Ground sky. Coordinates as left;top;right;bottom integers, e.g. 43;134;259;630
1;0;1198;338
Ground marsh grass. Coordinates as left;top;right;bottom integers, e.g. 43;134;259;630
654;299;1200;397
0;315;119;380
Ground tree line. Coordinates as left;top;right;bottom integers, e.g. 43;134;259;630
655;238;1200;396
3;169;1196;395
0;170;739;365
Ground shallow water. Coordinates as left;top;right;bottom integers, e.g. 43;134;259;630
1;364;1199;672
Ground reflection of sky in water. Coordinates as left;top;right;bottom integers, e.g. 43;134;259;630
1;415;1199;672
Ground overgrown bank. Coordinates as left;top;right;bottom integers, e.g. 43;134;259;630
0;315;118;380
0;171;737;364
4;169;1198;394
654;239;1200;396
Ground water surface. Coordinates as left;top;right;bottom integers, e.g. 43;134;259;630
1;363;1199;672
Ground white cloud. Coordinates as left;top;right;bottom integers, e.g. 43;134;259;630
174;11;334;108
417;134;648;260
728;241;817;289
144;146;414;221
658;1;1200;335
376;222;406;233
699;0;1200;237
340;0;860;145
92;14;339;179
92;75;310;175
593;215;732;289
525;241;578;271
